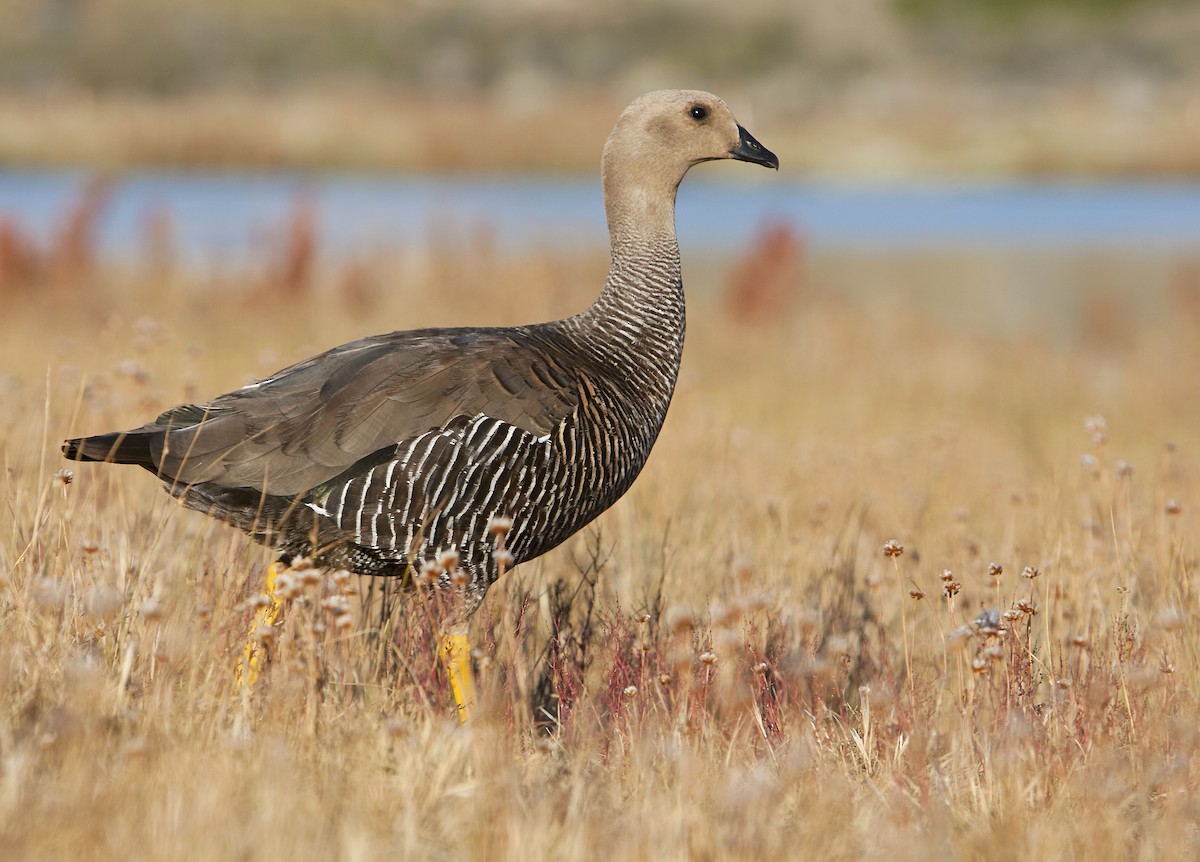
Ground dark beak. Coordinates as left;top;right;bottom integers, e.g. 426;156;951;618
730;125;779;170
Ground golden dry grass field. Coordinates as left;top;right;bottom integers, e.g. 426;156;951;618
2;218;1200;859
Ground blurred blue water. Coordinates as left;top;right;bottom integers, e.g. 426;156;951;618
0;170;1197;265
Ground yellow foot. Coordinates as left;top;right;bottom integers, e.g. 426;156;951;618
235;561;285;690
441;629;475;723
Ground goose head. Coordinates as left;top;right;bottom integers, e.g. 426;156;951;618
601;89;777;238
603;89;777;182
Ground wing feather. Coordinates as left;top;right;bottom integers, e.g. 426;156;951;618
142;327;580;496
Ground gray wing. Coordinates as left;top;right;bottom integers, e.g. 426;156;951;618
145;327;580;497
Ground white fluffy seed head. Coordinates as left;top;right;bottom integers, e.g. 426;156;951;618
487;516;513;536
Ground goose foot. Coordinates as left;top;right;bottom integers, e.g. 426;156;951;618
441;629;474;723
235;561;285;689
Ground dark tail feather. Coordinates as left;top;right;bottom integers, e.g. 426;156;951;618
62;431;159;469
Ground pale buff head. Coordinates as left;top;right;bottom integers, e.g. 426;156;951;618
603;90;776;183
600;90;777;240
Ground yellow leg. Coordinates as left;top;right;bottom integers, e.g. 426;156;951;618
235;561;285;689
441;630;475;723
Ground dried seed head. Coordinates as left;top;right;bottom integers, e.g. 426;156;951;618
665;606;696;635
882;539;904;558
334;613;355;631
298;568;323;587
437;549;460;571
79;538;101;555
449;567;469;586
492;549;514;569
1115;460;1133;479
1166;499;1183;516
53;468;74;486
971;657;988;674
273;573;301;601
732;556;754;583
909;588;926;601
486;516;513;536
331;569;352;586
699;651;718;666
669;649;692;674
320;595;350;615
939;568;954;582
712;601;740;628
1080;453;1098;470
253;625;276;646
1069;634;1089;648
987;562;1003;578
659;673;671;686
795;608;820;636
416;560;440;585
947;625;973;650
973;609;1007;638
1002;609;1022;622
753;662;770;675
943;580;962;599
85;586;123;620
743;591;771;614
140;597;164;622
1016;599;1038;616
637;613;652;625
623;685;638;697
1084;414;1107;436
1021;565;1041;580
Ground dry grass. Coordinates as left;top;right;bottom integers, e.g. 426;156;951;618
2;204;1200;860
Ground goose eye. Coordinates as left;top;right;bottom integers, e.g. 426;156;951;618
689;105;708;121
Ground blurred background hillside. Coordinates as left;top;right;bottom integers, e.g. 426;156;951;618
1;0;1199;174
1;0;1198;343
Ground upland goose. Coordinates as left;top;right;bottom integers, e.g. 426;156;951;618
63;89;778;711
